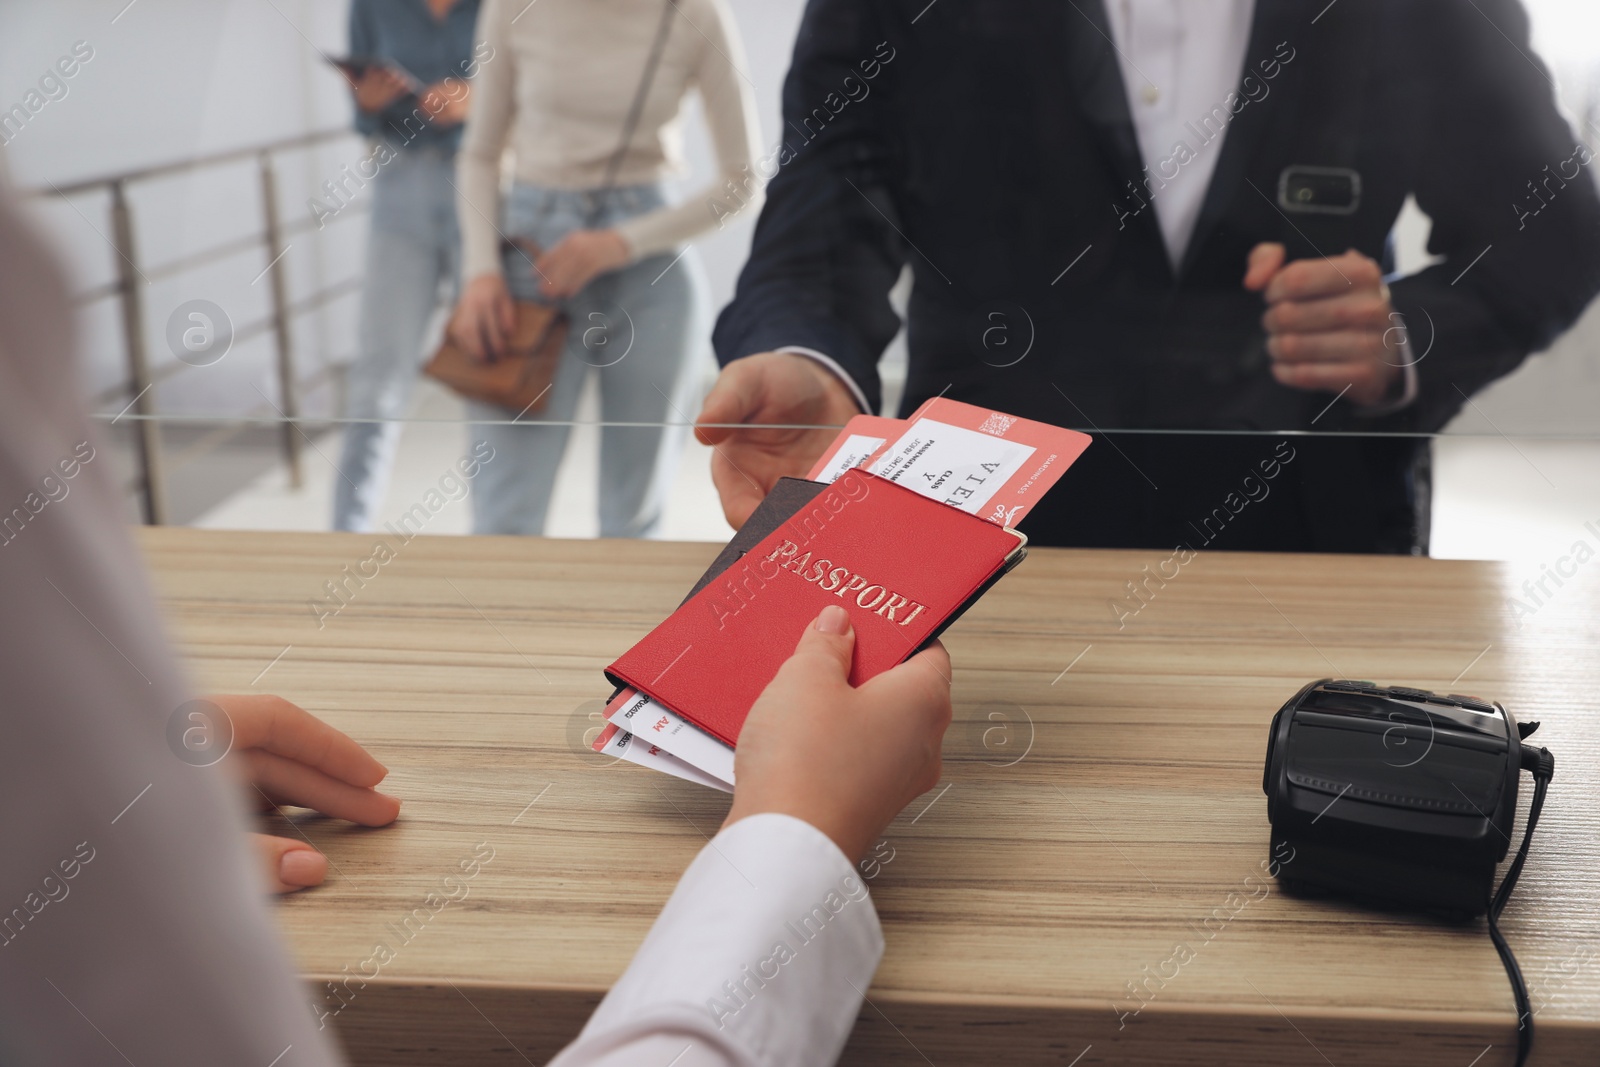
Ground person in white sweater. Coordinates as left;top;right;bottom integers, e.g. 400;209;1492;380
450;0;764;536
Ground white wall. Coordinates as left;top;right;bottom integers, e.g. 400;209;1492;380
2;1;350;415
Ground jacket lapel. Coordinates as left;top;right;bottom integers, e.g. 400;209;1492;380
1063;0;1147;199
1177;0;1305;278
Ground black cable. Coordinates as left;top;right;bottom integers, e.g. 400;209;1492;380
1495;747;1554;918
1487;908;1533;1067
1485;745;1554;1067
597;0;678;200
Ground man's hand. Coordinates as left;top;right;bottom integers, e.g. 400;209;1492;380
1244;243;1404;407
535;229;631;299
449;273;516;362
723;606;952;864
420;79;471;126
694;352;863;529
351;67;409;114
203;694;401;894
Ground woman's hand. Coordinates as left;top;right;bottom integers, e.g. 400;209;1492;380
535;229;631;299
449;273;516;361
201;694;402;894
352;67;410;114
421;79;471;126
722;605;953;864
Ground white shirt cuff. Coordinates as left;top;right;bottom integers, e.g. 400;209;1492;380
776;346;871;414
1354;318;1420;416
551;813;884;1067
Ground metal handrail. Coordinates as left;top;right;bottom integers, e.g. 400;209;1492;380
33;128;358;198
34;127;369;524
136;204;365;286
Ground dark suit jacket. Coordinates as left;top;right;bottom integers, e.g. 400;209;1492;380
713;0;1600;551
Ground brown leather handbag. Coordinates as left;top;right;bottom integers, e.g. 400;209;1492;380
425;245;568;416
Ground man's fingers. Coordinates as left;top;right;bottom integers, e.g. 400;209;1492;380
251;833;329;895
709;450;763;529
1267;330;1387;365
1262;291;1391;335
699;354;851;526
245;749;402;826
1243;242;1286;291
1270;359;1388;399
695;360;764;446
1263;249;1382;304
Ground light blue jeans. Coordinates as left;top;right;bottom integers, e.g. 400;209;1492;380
468;182;708;537
333;145;460;531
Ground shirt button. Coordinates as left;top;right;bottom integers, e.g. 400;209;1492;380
1141;83;1161;105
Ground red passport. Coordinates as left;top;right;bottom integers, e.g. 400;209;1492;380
604;469;1027;747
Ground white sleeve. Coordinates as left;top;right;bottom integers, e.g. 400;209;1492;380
1349;302;1420;416
0;187;343;1062
614;0;765;259
457;0;515;280
548;813;883;1067
1352;354;1420;416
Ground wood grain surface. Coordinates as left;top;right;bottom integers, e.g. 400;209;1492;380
138;527;1600;1066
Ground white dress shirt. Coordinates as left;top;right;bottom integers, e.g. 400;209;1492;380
1106;0;1256;266
784;0;1414;415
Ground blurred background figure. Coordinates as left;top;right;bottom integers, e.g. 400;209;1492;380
332;0;481;532
448;0;762;538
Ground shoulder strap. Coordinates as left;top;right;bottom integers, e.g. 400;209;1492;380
598;0;679;198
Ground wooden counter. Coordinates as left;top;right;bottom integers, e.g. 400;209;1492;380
139;528;1600;1066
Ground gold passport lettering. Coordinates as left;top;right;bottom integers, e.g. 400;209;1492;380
705;470;924;630
763;539;925;625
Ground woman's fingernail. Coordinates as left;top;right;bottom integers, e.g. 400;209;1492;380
816;605;851;635
280;849;328;887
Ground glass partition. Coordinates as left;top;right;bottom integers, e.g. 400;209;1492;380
5;0;1599;560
